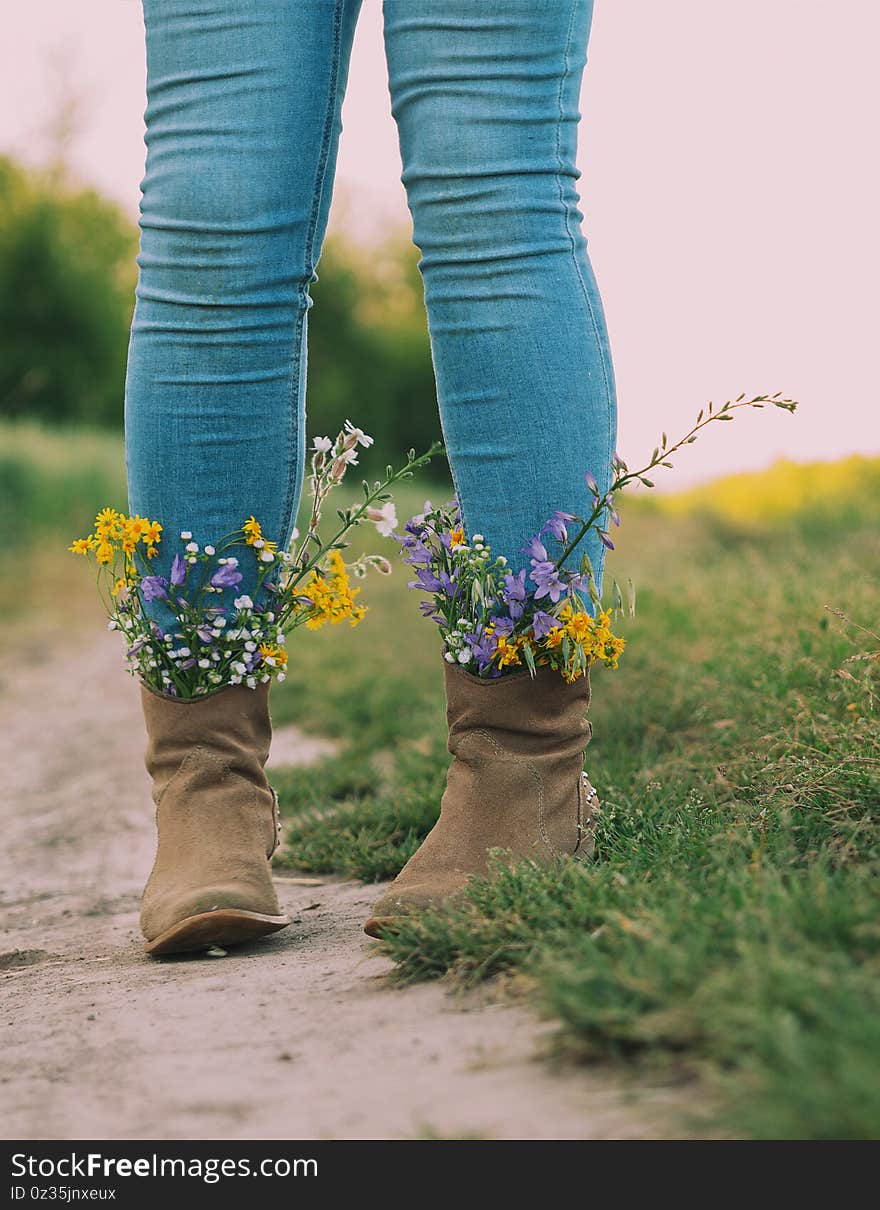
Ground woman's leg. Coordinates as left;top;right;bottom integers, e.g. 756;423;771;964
367;0;614;931
126;0;363;955
126;0;362;594
383;0;617;584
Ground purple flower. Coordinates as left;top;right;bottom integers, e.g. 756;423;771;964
178;658;197;670
522;535;548;562
401;539;433;566
465;628;498;669
196;624;214;643
501;569;527;620
140;575;168;602
531;610;558;639
598;530;615;551
408;567;444;594
491;614;515;637
541;512;570;543
170;554;187;587
211;562;243;589
585;471;599;495
530;560;566;603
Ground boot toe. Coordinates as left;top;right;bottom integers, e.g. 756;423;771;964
363;872;471;937
141;879;284;944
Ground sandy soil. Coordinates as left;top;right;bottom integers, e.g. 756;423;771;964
0;631;685;1140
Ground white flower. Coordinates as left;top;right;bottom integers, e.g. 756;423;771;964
176;646;191;658
214;616;227;627
253;538;264;548
234;595;253;610
180;531;192;540
232;661;247;676
444;651;456;663
198;659;210;669
260;549;274;562
230;675;242;685
185;541;199;553
226;557;239;568
312;435;332;454
246;676;256;689
204;544;215;556
107;620;117;630
457;650;472;664
367;501;398;538
472;534;484;543
244;641;256;652
291;526;300;541
497;555;508;566
344;420;374;448
277;672;286;683
339;447;359;465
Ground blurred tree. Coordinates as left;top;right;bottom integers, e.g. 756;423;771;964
307;228;442;469
0;156;138;426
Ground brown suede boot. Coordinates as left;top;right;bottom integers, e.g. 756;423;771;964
139;681;289;956
364;663;598;937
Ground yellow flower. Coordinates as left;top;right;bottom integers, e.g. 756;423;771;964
495;634;524;669
258;642;288;668
142;520;163;546
111;577;128;598
68;537;92;555
94;506;119;535
243;516;263;545
298;551;366;630
96;541;114;566
450;526;465;547
145;545;159;560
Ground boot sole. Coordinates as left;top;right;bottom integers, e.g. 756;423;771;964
363;915;402;939
145;909;290;956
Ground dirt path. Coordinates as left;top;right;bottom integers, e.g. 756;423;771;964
0;632;680;1140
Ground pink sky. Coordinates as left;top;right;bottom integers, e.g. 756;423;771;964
3;0;878;485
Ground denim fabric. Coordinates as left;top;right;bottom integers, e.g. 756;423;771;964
126;0;617;602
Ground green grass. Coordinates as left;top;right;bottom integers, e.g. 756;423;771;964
272;462;880;1140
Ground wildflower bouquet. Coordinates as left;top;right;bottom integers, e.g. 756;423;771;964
400;393;798;681
70;423;441;698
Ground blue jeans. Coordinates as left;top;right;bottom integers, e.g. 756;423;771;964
126;0;617;603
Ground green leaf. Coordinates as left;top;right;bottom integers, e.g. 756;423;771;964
523;642;537;676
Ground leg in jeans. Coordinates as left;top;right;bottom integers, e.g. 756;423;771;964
126;0;362;597
383;0;617;584
127;0;363;955
367;0;615;932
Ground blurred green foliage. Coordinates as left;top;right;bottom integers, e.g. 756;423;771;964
0;155;441;463
0;156;138;426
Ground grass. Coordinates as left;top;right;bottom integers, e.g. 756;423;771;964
271;460;880;1140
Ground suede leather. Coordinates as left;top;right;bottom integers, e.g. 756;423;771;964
139;682;283;943
369;663;596;920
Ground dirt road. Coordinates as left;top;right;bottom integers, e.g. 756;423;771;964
0;630;678;1140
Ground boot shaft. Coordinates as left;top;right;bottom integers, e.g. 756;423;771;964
140;681;273;802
